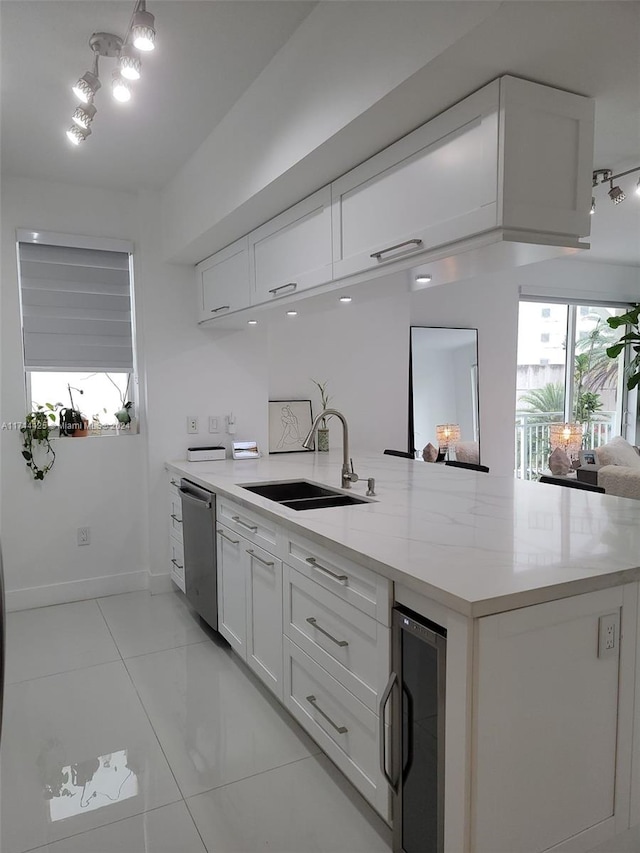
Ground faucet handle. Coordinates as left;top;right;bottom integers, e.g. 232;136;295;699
366;477;376;497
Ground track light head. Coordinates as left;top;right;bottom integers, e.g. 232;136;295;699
66;124;91;145
72;69;100;104
119;44;141;80
608;183;626;205
132;6;156;52
71;103;97;129
590;196;595;215
112;69;132;102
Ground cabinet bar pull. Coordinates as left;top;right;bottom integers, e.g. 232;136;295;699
306;617;348;647
268;282;297;296
211;305;230;313
170;513;182;524
370;238;423;260
171;558;183;570
218;529;240;545
306;695;348;734
170;479;179;487
379;671;399;792
232;515;258;532
246;548;274;567
305;556;348;584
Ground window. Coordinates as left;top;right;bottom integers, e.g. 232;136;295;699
17;233;136;433
516;301;628;479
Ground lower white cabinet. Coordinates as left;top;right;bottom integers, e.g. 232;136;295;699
169;535;185;594
168;477;185;593
217;522;284;700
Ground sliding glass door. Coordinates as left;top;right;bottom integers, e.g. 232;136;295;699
516;301;627;480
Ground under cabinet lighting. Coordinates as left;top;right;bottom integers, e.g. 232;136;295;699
415;274;432;284
286;311;298;317
247;320;258;325
339;296;352;303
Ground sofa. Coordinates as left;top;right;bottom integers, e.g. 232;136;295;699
593;436;640;500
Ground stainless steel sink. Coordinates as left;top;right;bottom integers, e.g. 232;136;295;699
241;480;372;511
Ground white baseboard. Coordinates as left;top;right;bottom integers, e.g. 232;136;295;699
6;570;149;612
148;571;174;595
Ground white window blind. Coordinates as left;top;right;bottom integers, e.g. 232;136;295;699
19;242;133;372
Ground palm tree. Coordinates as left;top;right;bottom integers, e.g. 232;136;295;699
575;313;620;392
518;383;564;419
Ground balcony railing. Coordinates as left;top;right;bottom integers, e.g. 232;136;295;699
515;412;616;480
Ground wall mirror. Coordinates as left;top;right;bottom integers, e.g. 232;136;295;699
409;327;480;462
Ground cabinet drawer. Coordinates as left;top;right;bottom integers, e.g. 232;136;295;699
284;564;389;712
284;533;391;625
168;485;183;542
217;497;279;552
283;637;388;817
169;535;185;593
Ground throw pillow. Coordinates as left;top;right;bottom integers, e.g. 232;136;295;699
549;447;571;476
595;436;640;469
422;442;439;463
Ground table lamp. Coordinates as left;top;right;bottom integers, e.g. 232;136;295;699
435;423;461;460
549;422;583;461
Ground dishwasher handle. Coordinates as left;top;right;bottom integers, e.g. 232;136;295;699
179;479;214;509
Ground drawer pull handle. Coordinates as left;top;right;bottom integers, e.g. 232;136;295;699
218;529;240;545
170;513;182;524
306;557;348;584
306;695;348;734
232;516;258;532
170;479;180;487
370;238;423;260
246;548;274;567
306;617;348;647
171;558;183;570
379;671;399;792
268;282;297;296
211;305;230;313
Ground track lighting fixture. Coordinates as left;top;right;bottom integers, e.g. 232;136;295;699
131;2;156;52
66;1;157;145
592;166;640;211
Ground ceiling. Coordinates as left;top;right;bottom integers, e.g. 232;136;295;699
0;1;314;191
1;1;638;266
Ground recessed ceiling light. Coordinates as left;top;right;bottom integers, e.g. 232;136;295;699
247;320;258;325
286;311;298;316
415;274;432;284
339;296;352;303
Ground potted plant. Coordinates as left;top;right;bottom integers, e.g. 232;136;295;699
108;374;134;429
59;384;88;436
606;304;640;390
21;402;59;480
311;379;333;452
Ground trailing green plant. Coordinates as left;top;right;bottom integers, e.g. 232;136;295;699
606;304;640;391
21;403;59;480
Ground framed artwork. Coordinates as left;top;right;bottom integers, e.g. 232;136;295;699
268;400;313;453
579;450;600;468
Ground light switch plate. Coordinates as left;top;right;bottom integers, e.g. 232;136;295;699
598;612;620;659
208;416;219;433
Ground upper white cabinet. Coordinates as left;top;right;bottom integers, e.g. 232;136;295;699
331;76;593;281
250;187;332;306
331;81;500;281
196;236;250;323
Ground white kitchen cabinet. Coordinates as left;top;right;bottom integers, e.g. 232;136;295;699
169;535;185;594
216;523;247;657
249;187;332;306
216;519;284;699
196;236;250;323
168;477;185;593
331;75;593;282
472;586;627;853
246;541;284;700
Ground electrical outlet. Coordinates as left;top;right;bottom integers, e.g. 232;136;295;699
187;416;199;434
208;416;219;433
77;526;90;546
598;612;620;658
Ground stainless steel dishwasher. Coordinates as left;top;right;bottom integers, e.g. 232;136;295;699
179;479;218;630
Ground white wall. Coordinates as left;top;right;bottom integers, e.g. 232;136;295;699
0;176;147;609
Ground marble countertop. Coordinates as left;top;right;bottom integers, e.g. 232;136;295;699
166;451;640;617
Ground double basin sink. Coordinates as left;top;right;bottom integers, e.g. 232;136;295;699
242;480;372;511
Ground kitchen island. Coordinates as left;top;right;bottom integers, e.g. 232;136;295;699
166;451;640;853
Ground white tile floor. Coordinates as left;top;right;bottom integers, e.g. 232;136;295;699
1;590;392;853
